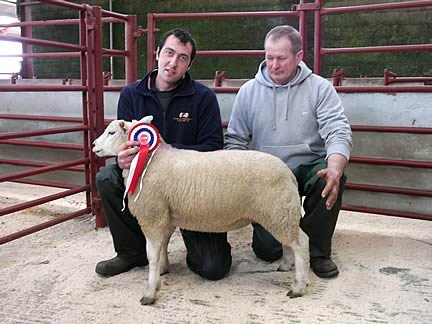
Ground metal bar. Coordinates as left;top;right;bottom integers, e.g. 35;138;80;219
0;114;82;123
387;77;432;84
102;48;127;57
79;9;93;225
351;125;432;134
0;140;83;151
125;15;137;84
350;156;432;169
321;0;432;16
335;86;432;93
0;125;87;140
152;11;299;19
0;159;84;172
342;205;432;222
0;52;80;58
0;185;89;217
20;0;33;78
314;5;322;74
147;13;156;72
100;8;128;21
0;207;92;245
321;44;432;55
12;179;81;189
299;9;307;60
211;87;240;93
0;85;86;91
38;0;85;11
0;35;85;51
0;17;123;28
0;158;89;182
197;50;264;57
346;183;432;198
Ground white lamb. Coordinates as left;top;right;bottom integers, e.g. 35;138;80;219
93;116;310;305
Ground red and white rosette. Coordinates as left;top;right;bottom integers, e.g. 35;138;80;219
122;122;161;210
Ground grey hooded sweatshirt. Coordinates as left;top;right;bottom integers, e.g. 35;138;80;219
224;61;352;170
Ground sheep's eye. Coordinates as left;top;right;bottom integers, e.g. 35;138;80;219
108;131;115;136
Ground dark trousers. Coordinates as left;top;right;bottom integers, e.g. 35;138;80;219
252;157;346;261
96;164;232;280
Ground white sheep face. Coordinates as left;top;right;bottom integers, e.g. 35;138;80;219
92;115;154;157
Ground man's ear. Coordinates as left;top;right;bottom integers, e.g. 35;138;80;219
296;50;304;63
156;47;160;61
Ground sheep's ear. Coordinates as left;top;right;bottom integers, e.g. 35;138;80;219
122;121;133;133
118;120;128;134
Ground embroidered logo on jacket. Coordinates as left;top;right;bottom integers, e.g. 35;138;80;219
174;112;192;123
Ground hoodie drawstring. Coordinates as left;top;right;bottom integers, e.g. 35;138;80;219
285;85;291;121
272;85;277;130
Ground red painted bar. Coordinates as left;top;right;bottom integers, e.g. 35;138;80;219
346;183;432;198
38;0;85;11
0;52;80;58
321;0;432;15
387;77;432;84
0;158;89;183
342;205;432;222
0;140;83;151
211;87;240;93
152;11;299;19
351;126;432;134
0;125;87;141
102;49;127;57
0;35;85;51
0;85;86;92
125;15;138;84
147;13;156;72
350;157;432;169
335;86;432;93
12;179;81;189
0;185;90;217
0;17;122;28
321;44;432;55
197;50;264;57
0;159;83;172
313;6;322;74
101;8;128;21
0;114;82;123
0;207;92;245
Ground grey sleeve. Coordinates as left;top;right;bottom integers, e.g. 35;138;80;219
316;81;353;160
224;86;251;150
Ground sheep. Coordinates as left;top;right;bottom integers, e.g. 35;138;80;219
93;116;310;305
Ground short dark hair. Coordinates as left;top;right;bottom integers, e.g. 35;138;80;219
157;28;197;65
264;25;302;54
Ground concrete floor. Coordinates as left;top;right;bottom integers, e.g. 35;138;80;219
0;182;431;323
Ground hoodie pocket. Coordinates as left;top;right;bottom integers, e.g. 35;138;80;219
259;144;313;169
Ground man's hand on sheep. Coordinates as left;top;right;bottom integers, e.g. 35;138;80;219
117;140;140;170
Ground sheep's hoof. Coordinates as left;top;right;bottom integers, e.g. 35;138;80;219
140;296;156;305
277;262;294;272
287;290;303;299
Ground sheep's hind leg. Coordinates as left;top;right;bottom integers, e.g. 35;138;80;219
286;229;309;298
159;226;175;276
277;245;295;272
140;238;162;305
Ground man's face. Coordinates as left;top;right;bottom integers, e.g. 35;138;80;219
264;36;303;85
156;35;193;91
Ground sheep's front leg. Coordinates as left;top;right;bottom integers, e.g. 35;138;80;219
159;226;175;276
140;239;162;305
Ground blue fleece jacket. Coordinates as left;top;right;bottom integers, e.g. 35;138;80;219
117;70;223;152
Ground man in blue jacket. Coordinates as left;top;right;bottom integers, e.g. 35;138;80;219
225;25;352;278
95;29;231;280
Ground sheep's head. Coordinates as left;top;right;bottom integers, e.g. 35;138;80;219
92;115;154;157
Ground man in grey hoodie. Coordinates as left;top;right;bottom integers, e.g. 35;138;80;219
224;25;352;278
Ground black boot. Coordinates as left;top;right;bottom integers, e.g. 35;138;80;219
95;255;148;276
310;257;339;278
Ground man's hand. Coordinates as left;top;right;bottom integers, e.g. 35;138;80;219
117;140;140;169
316;154;348;210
